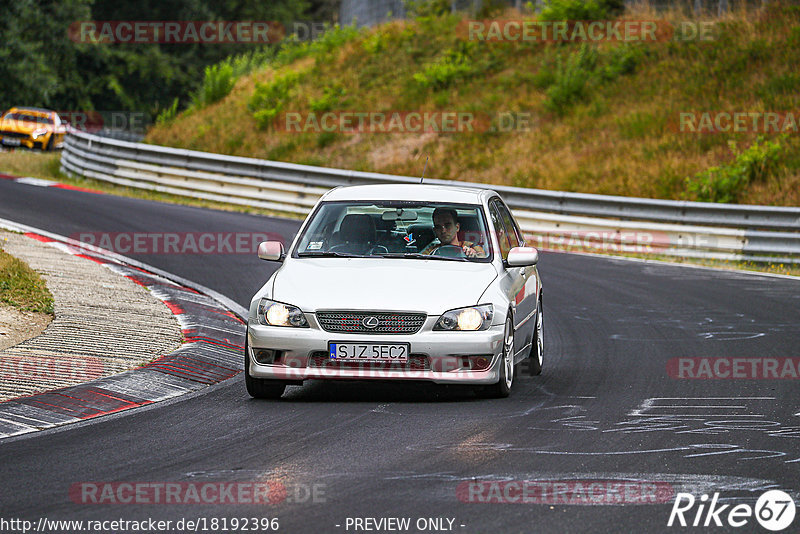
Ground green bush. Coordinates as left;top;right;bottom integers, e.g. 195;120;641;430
275;37;312;66
541;42;644;114
309;85;346;112
191;63;236;109
311;24;362;55
405;0;451;18
544;43;597;115
686;136;784;203
601;44;645;80
274;24;362;67
155;97;180;125
413;42;484;89
362;31;386;55
185;48;279;112
539;0;625;22
249;71;305;129
228;48;277;78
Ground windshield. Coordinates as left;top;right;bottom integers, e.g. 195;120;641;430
2;112;53;124
294;201;492;262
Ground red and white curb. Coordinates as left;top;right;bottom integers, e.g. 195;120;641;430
0;218;247;439
0;172;104;194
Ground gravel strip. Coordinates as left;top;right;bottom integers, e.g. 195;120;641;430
0;230;183;401
0;305;51;351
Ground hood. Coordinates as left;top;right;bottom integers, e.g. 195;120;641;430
272;258;498;315
1;119;41;134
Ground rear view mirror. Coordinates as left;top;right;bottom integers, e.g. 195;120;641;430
507;247;539;267
382;209;418;222
257;241;284;261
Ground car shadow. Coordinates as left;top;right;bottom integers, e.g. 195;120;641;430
275;380;487;403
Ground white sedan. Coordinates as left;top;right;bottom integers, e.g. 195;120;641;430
246;184;543;398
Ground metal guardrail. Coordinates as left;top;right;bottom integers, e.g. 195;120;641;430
61;128;800;263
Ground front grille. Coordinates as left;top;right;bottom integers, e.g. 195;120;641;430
0;131;30;139
309;352;430;371
316;311;426;334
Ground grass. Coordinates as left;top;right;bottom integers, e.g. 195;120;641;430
145;1;800;207
0;245;54;315
0;150;63;180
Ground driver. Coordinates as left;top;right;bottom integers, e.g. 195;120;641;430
421;207;485;258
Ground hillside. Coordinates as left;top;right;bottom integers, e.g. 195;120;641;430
146;2;800;206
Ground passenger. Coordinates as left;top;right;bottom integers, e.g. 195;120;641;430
421;207;485;258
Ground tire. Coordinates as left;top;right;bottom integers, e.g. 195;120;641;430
45;135;55;151
478;315;515;398
526;298;543;376
244;337;286;399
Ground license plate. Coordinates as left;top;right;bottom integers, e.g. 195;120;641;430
328;342;409;362
2;138;21;146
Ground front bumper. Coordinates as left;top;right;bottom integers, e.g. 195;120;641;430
0;136;42;150
247;315;505;385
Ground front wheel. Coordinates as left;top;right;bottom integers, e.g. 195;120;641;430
244;337;286;399
477;316;514;398
526;298;543;376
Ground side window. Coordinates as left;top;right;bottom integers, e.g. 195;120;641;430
496;201;522;248
489;202;511;259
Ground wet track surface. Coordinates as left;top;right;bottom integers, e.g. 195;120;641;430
1;179;799;533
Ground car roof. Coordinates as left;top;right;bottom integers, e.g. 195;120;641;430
321;184;496;204
6;107;55;116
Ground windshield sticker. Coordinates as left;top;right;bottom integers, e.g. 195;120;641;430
404;234;416;246
308;241;323;250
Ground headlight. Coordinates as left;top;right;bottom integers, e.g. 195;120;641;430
434;304;493;331
257;298;308;328
31;129;48;139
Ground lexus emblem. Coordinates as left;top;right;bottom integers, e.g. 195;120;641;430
362;316;379;329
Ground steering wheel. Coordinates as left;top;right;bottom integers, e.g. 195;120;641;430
431;245;466;258
328;244;353;253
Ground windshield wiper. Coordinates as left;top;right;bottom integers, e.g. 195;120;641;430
297;251;360;258
376;252;468;261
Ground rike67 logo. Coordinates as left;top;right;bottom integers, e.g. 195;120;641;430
668;490;796;531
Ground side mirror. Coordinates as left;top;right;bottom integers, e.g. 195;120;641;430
506;246;538;267
257;241;285;261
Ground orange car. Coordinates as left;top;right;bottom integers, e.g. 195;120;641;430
0;107;66;150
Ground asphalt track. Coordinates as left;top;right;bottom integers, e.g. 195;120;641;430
1;178;799;533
